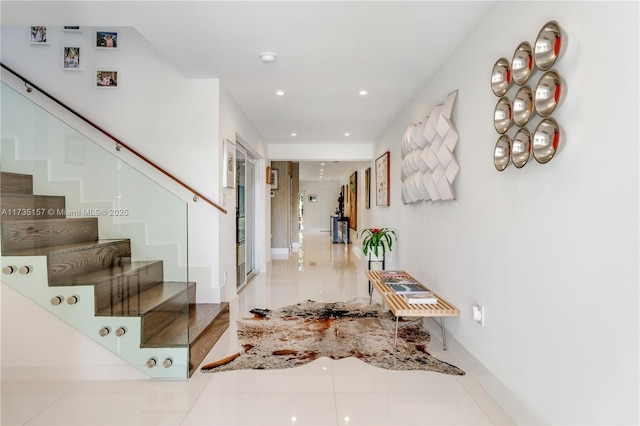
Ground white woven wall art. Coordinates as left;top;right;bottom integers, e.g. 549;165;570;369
400;90;459;204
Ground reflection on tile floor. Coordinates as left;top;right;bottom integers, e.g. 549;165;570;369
1;232;514;425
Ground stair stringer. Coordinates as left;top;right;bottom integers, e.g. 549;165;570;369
1;255;190;379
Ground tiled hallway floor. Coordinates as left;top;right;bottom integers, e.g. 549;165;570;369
1;232;514;425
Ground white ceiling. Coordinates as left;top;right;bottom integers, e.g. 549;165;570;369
1;1;494;181
298;160;371;182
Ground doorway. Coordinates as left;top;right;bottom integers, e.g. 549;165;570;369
236;144;257;290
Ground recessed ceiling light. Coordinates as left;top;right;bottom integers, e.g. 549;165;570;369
276;90;285;96
291;133;297;136
359;90;368;96
260;52;277;63
344;133;350;136
320;168;324;171
321;163;325;165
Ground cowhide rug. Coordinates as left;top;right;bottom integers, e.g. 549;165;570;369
201;298;464;375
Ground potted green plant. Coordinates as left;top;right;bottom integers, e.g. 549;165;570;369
357;227;397;259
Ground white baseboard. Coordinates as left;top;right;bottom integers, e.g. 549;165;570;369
271;248;289;259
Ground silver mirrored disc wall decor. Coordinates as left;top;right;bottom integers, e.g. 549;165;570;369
494;135;511;171
494;97;512;134
532;118;560;164
534;21;563;71
491;58;512;97
491;20;564;170
511;128;532;168
534;70;562;117
511;41;534;85
513;85;535;127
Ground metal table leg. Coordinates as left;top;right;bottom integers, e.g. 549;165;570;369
430;317;448;350
394;315;399;347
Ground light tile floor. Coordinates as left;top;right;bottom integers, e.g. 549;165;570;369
1;232;514;425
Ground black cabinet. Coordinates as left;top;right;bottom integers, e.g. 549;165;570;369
331;216;349;243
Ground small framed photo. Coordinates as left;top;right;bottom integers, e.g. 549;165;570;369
308;194;317;203
364;167;371;209
223;139;236;189
29;26;48;44
270;169;279;190
96;30;119;49
62;46;81;70
375;151;390;207
95;69;119;88
63;26;81;32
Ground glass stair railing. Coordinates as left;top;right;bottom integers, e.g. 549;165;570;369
0;78;225;379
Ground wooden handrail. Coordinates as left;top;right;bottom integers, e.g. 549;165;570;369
1;63;227;214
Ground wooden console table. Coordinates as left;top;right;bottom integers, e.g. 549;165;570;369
366;270;460;349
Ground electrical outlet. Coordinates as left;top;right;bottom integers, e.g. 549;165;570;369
472;305;485;326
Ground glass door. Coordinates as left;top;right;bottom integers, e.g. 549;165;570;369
235;144;256;290
235;149;246;287
246;155;256;280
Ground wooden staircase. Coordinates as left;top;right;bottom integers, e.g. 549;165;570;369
1;171;229;377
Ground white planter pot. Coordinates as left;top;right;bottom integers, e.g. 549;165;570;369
368;250;385;262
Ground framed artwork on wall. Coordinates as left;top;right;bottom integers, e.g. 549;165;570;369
349;171;357;230
62;46;81;70
266;166;272;184
270;169;279;190
96;30;119;49
95;69;119;88
29;26;48;44
375;151;390;206
223;139;235;188
365;167;371;209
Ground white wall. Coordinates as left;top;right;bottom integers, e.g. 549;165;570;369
218;83;269;301
299;180;342;232
363;2;639;424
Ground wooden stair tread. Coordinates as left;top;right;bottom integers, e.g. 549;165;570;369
97;281;193;317
1;172;33;194
1;217;99;253
5;238;130;256
142;302;229;348
189;303;229;340
50;260;161;286
1;193;66;220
